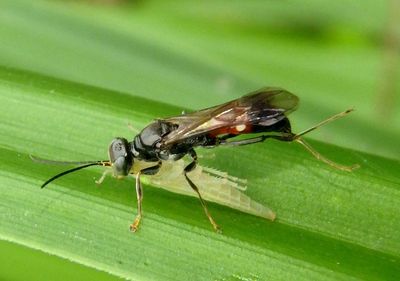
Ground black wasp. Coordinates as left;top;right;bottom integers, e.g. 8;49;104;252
32;87;358;232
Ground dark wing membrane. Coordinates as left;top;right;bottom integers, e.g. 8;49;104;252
161;87;298;147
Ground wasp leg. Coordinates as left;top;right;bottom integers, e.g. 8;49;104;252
184;149;221;233
95;169;111;185
293;137;359;172
249;134;358;171
218;134;285;146
130;161;162;233
220;133;358;172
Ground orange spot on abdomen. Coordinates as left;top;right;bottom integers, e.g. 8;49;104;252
210;124;253;137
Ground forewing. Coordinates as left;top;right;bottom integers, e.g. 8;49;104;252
161;87;298;147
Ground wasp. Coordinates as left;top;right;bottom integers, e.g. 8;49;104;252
32;87;358;233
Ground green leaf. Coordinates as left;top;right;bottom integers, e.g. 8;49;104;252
0;239;122;281
1;66;399;281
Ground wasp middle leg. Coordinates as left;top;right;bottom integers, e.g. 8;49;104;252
184;149;221;233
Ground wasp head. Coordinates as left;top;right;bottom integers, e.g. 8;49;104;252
108;138;134;177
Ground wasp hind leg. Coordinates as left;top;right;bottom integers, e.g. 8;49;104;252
291;137;359;172
220;133;357;172
184;149;221;233
290;110;359;171
130;162;162;232
219;113;358;172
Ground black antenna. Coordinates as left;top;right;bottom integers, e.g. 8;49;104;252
41;163;102;188
30;155;110;188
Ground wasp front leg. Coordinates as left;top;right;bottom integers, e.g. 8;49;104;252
130;162;162;232
95;169;112;185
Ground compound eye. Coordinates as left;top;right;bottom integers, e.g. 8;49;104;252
110;138;127;161
108;138;133;176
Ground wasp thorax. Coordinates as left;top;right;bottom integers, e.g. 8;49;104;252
108;138;133;177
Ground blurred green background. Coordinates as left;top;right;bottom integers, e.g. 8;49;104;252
1;0;399;280
1;0;399;158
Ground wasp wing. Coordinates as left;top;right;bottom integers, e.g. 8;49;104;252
161;87;298;148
